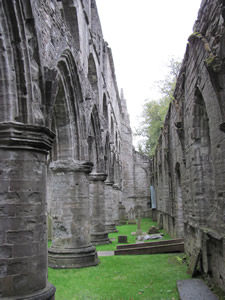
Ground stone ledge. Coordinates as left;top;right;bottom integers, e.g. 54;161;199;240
200;227;225;240
50;160;93;173
0;122;55;154
89;173;107;181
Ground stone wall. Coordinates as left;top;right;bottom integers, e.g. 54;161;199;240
0;0;150;298
151;0;225;291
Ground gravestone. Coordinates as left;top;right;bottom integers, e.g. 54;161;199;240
118;235;128;243
119;201;127;225
136;210;143;236
128;208;136;224
148;226;159;234
158;214;163;230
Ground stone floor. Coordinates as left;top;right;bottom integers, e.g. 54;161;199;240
97;251;114;256
177;279;218;300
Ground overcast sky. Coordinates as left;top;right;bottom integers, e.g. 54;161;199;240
96;0;202;132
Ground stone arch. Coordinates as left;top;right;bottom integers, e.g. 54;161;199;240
0;2;18;122
61;0;80;50
88;105;104;172
175;162;184;237
191;87;215;225
47;50;83;160
0;0;43;124
51;76;74;160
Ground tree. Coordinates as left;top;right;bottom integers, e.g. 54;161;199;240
135;58;181;157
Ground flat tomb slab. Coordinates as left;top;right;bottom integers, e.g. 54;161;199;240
117;238;183;250
115;242;184;255
177;279;218;300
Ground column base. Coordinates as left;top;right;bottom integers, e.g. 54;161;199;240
105;223;118;233
91;232;111;245
2;283;56;300
48;245;99;269
115;219;120;226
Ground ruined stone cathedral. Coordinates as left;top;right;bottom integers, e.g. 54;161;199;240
0;0;225;299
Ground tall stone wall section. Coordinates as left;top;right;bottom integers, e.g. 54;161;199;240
151;0;225;291
0;0;150;298
120;93;151;219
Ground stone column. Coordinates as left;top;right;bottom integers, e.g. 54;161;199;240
0;122;56;299
104;181;118;233
48;160;98;268
89;173;110;245
112;184;120;225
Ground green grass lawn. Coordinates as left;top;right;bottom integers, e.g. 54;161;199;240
48;218;190;299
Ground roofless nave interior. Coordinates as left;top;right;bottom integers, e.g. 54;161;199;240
0;0;224;299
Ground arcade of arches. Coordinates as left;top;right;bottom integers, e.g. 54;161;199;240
0;0;224;299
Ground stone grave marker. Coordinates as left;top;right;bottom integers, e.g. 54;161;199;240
118;235;128;243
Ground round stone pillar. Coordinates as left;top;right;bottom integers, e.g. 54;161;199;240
48;160;98;268
0;122;56;299
112;184;120;225
104;182;118;233
89;173;110;245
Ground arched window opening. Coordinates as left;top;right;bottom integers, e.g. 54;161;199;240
51;79;73;161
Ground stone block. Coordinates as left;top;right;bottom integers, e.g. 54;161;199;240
12;244;33;258
128;220;136;225
0;276;13;297
119;220;127;225
7;258;30;276
7;231;34;244
0;245;12;258
148;226;160;234
118;235;128;243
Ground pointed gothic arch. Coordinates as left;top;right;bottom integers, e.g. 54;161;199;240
88;105;104;172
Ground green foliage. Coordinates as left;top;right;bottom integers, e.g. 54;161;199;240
135;58;181;157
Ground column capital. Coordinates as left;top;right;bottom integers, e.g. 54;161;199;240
0;122;55;154
104;181;114;186
50;159;93;173
112;184;120;190
89;173;107;182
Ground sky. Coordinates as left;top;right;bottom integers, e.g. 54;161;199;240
96;0;202;133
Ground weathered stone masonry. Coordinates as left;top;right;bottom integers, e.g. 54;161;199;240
0;0;150;298
151;0;225;291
